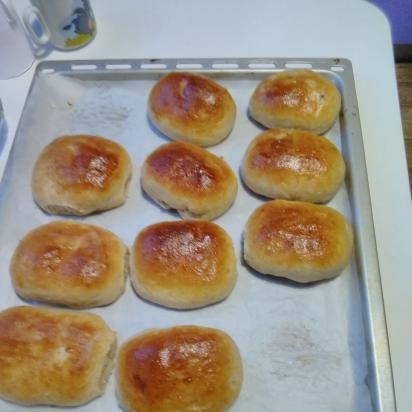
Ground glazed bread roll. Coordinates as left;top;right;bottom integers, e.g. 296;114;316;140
241;128;346;203
116;326;243;412
148;72;236;146
141;142;237;220
10;221;128;308
131;220;237;309
244;200;353;282
0;306;116;406
32;134;132;216
249;70;341;134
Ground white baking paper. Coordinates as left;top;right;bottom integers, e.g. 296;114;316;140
0;70;374;412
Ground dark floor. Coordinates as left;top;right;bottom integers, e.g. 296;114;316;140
396;63;412;193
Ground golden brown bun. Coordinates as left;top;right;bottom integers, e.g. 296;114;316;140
244;200;353;282
10;221;128;308
141;142;237;220
241;128;346;203
148;72;236;147
249;70;341;134
116;325;242;412
32;135;132;216
130;220;237;309
0;306;116;406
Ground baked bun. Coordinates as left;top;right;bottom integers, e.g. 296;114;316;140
10;221;128;308
116;325;242;412
249;70;341;134
141;142;237;220
244;200;353;282
241;128;346;203
32;135;132;216
0;306;116;406
148;72;236;146
131;220;236;309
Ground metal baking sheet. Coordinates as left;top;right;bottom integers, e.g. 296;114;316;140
0;58;395;412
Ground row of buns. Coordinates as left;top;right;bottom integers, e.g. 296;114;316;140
148;70;342;146
11;199;353;312
0;306;242;411
10;219;236;309
32;130;346;220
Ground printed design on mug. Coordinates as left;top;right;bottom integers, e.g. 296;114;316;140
61;0;95;48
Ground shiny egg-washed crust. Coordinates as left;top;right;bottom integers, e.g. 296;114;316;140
241;128;346;203
141;142;237;220
148;72;236;147
116;325;243;412
244;200;353;282
0;306;116;406
131;220;237;309
32;135;132;216
249;70;341;134
10;221;128;308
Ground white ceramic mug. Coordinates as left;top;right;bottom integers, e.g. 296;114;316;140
23;0;96;50
0;0;34;79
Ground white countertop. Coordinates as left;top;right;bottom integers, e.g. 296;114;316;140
1;1;412;411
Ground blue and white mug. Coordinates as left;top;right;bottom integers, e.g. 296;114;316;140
23;0;96;50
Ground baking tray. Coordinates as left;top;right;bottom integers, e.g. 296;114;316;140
0;58;395;412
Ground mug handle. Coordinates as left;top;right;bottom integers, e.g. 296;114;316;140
22;6;50;45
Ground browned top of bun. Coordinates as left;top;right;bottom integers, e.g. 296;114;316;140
246;129;337;175
34;135;126;192
133;220;231;285
10;221;126;307
130;220;236;308
253;70;337;117
150;72;227;122
148;72;235;145
32;134;132;216
250;70;341;133
241;128;345;203
143;142;234;198
246;200;351;270
0;306;115;406
117;326;242;412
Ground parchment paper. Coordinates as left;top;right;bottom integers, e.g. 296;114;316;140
0;70;374;412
